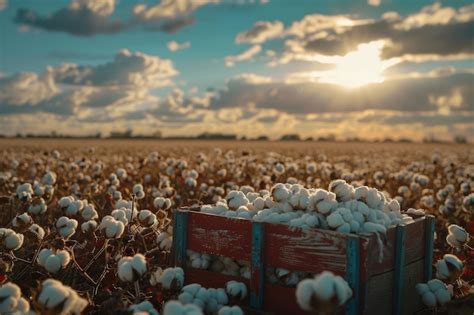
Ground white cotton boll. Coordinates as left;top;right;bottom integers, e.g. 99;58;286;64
329;180;354;202
81;220;98;233
111;209;129;225
0;228;24;251
100;216;125;239
327;212;344;228
16;183;34;201
0;282;22;313
317;199;337;214
179;291;194;304
59;196;73;208
333;275;353;305
158;267;184;290
252;197;265;210
313;271;335;301
388;199;400;213
45;255;62;273
56;216;78;238
216;288;228;305
65;200;84;216
218;306;243;315
163;300;203;315
226;281;247;300
129;300;159;315
446;224;469;248
352;211;365;225
434;287;451;305
366;188;382;209
11;212;32;227
427;279;445;292
37;279;88;314
295;279;315;311
57;250;71;268
38;248;54;266
349;220;360;233
29;223;45;239
118;254;147;282
82;204;98;220
421;291;437;307
354;186;369;200
272;183;290;202
416;283;430;295
28;197;48;215
337;223;351;234
138;210;157;227
41;171;57;185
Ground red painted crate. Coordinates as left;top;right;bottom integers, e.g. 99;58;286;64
172;209;435;315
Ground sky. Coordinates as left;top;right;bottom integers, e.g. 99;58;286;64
0;0;472;141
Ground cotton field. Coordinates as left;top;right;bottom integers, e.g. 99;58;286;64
0;139;472;315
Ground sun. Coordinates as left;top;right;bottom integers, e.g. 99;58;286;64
317;40;396;88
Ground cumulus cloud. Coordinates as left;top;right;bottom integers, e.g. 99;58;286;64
14;0;125;36
52;49;177;88
240;3;473;64
133;0;218;33
225;45;262;67
235;21;284;44
209;71;473;114
167;41;191;52
0;0;7;11
368;0;381;7
0;50;177;119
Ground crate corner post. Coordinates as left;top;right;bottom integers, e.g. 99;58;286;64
172;209;189;269
346;235;360;315
424;215;435;282
250;221;265;311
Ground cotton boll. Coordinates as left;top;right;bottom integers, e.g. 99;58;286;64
226;281;247;300
11;212;33;228
329;180;354;202
37;279;88;314
434;287;451;305
295;279;315;311
327;212;344;228
436;254;463;283
111;209;129;225
156;267;184;290
28;196;48;215
16;183;34;201
446;224;470;249
56;216;78;238
82;204;98;221
333;275;353;305
0;228;24;251
218;306;243;315
363;222;387;234
163;300;203;315
272;183;290;202
99;215;125;239
41;171;57;186
0;282;23;314
129;300;159;315
226;191;249;210
28;223;45;240
118;254;147;282
138;210;157;228
45;255;62;273
421;291;437;307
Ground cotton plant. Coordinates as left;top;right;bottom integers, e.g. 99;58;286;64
435;254;464;283
37;248;71;273
11;212;33;229
163;300;203;315
56;216;78;238
128;300;159;315
295;271;352;313
28;197;47;215
117;254;147;282
150;267;184;290
0;282;33;314
99;215;125;239
0;228;24;251
225;281;247;301
416;279;452;307
178;283;229;313
446;224;470;249
36;279;88;314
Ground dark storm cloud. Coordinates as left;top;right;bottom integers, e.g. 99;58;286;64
302;20;474;59
209;72;474;114
14;7;125;36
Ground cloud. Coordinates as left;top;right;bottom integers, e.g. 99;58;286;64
167;41;191;52
225;45;262;67
209;71;473;114
14;0;125;36
0;0;7;11
133;0;218;33
235;21;284;44
241;3;473;64
52;49;177;88
0;50;178;119
368;0;381;7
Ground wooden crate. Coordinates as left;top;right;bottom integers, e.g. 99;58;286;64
172;209;435;315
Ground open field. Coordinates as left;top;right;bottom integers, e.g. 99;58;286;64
0;139;472;314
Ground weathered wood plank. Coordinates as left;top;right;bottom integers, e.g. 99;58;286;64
346;235;360;315
250;222;265;310
367;217;426;276
393;225;407;315
364;269;394;315
264;223;348;275
403;259;424;315
424;216;435;282
184;267;250;288
187;211;252;261
173;210;189;268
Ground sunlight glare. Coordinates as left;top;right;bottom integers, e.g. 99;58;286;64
318;40;395;88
